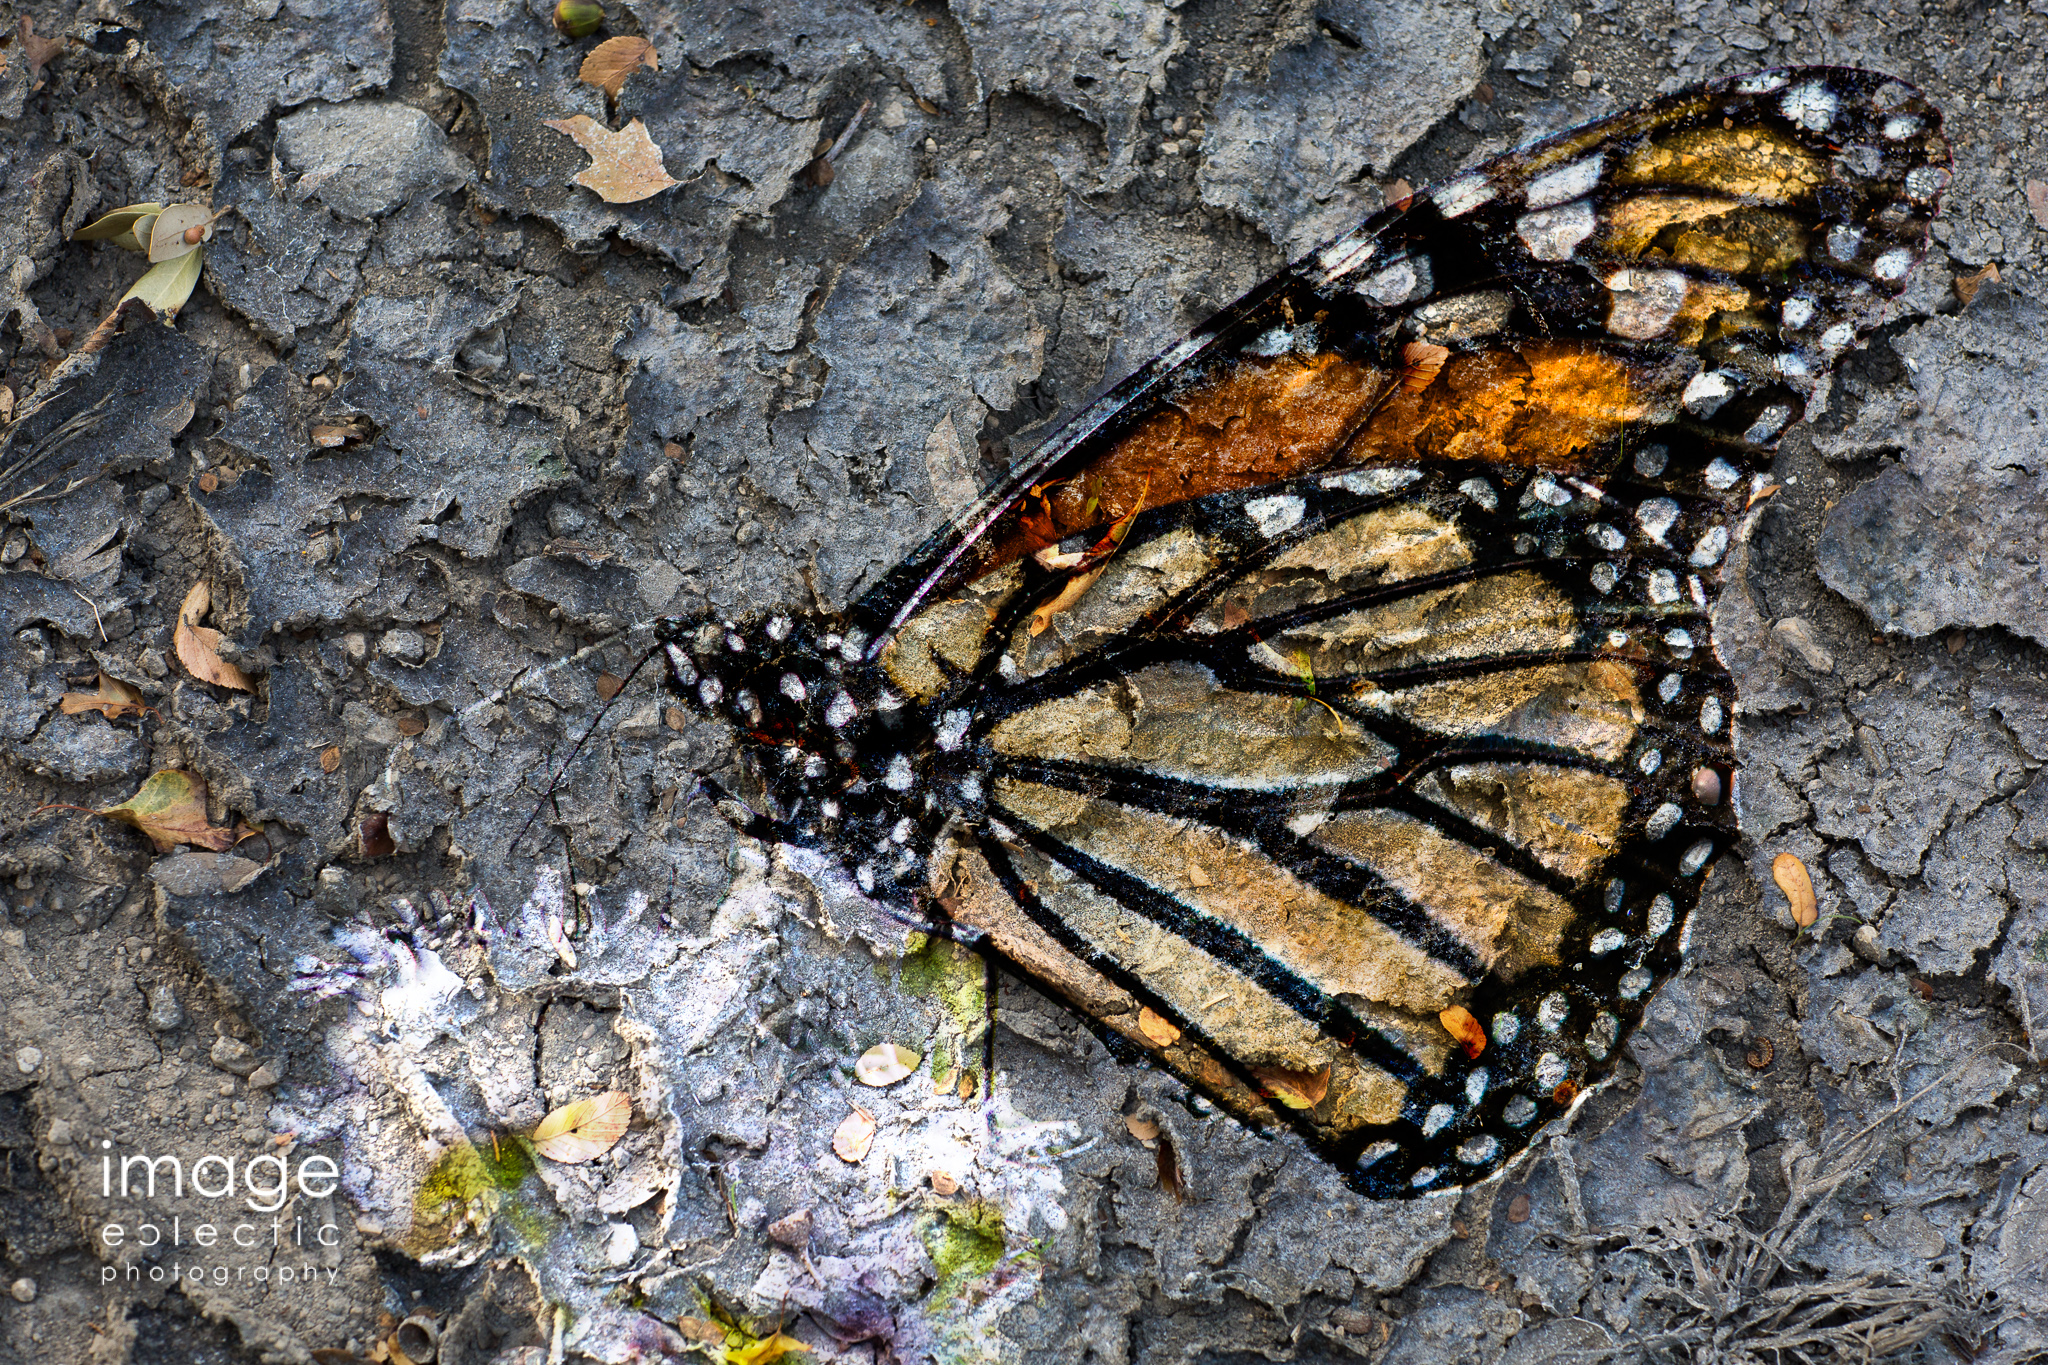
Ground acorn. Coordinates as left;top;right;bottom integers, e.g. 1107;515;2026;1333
553;0;603;37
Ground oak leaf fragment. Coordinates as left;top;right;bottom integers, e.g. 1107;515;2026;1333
59;672;147;720
831;1107;876;1163
543;116;678;204
92;771;241;853
174;581;254;691
531;1090;631;1163
578;35;658;98
19;15;62;86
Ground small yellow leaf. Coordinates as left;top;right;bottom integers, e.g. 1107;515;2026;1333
94;771;239;853
59;672;147;720
120;248;204;317
1772;852;1818;929
1250;1062;1331;1111
854;1043;919;1087
1136;1007;1181;1047
578;35;658;98
831;1107;876;1163
174;581;254;691
543;115;679;204
531;1090;631;1163
726;1330;809;1365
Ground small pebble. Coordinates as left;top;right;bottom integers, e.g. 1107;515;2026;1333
1692;766;1722;806
148;985;184;1031
14;1046;41;1075
7;1277;33;1304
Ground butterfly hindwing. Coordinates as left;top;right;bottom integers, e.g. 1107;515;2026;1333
660;67;1947;1195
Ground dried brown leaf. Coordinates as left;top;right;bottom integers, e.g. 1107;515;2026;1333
531;1090;632;1163
595;671;625;700
1771;851;1817;928
1250;1062;1331;1110
831;1106;876;1163
543;115;678;204
20;15;62;85
1124;1114;1160;1143
93;771;237;853
1439;1005;1487;1059
174;581;254;691
1957;261;2001;306
395;715;426;736
319;745;342;774
1136;1006;1181;1047
578;35;657;98
59;672;147;721
360;812;395;858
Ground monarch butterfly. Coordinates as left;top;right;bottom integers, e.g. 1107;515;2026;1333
621;67;1947;1196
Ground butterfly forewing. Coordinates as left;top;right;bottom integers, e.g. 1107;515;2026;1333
659;67;1947;1196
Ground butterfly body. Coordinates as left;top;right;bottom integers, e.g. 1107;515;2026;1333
643;67;1948;1196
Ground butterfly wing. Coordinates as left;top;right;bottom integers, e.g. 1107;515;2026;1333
851;66;1946;1194
853;67;1949;650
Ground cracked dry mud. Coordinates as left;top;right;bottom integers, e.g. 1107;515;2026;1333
2;0;2047;1362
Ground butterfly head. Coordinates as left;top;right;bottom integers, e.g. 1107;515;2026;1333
654;612;948;901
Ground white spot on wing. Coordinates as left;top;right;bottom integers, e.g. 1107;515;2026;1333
1782;81;1840;131
1682;370;1735;417
1435;172;1495;218
1637;498;1680;544
1323;467;1421;496
1605;267;1688;340
1245;494;1306;537
1516;201;1597;262
1525;155;1603;210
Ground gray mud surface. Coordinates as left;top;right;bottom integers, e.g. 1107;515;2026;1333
3;0;2047;1361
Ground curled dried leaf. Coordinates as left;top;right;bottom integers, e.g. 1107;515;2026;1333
1771;852;1817;929
1136;1006;1181;1047
1439;1005;1487;1059
578;35;658;98
59;672;147;721
73;202;166;245
531;1090;631;1163
831;1107;876;1163
855;1042;919;1087
360;812;396;858
174;581;254;691
543;115;678;204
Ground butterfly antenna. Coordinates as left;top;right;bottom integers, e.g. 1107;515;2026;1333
517;641;666;847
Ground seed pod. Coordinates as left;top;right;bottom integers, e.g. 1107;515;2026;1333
554;0;603;36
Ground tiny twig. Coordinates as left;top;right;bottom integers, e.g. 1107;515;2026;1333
825;99;873;163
